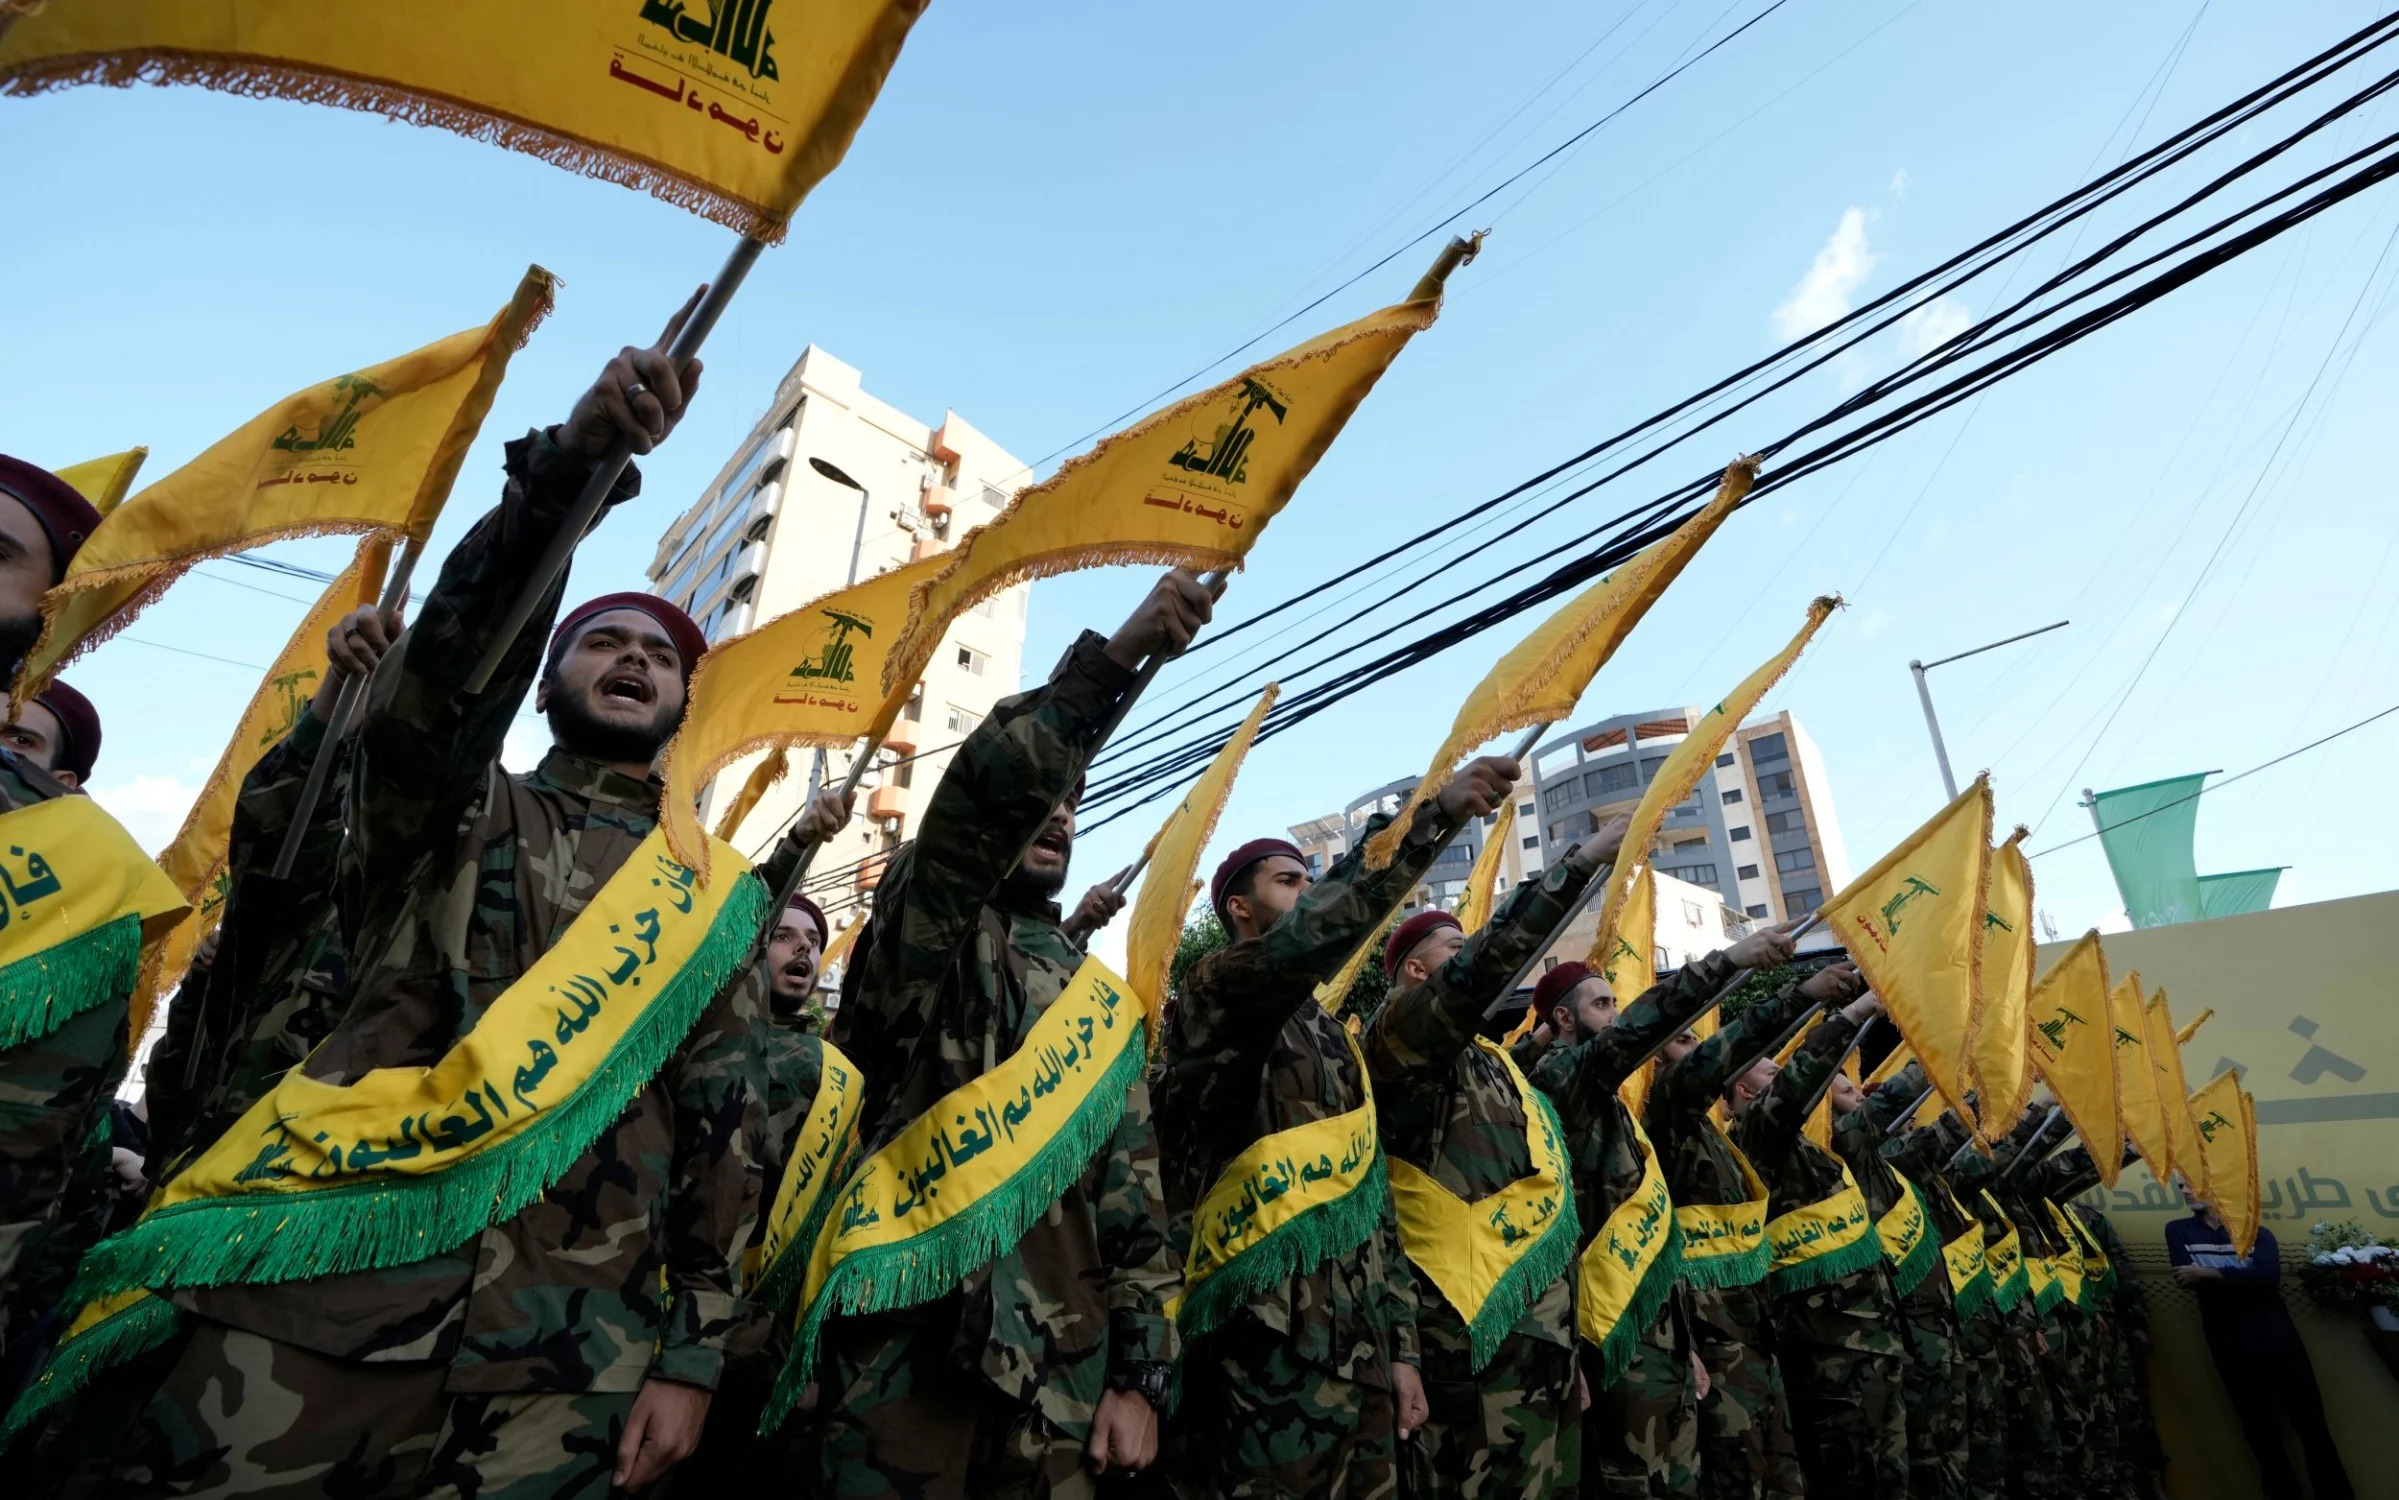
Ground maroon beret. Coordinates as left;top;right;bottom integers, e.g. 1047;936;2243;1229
31;678;100;783
0;454;103;582
783;892;827;945
1532;960;1597;1019
1210;837;1304;924
1383;909;1462;977
548;592;708;683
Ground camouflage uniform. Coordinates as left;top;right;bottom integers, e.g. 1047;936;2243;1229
1948;1116;2059;1500
1529;951;1739;1498
1882;1109;2008;1500
1642;976;1815;1500
2024;1143;2146;1500
146;712;351;1174
114;431;773;1495
1361;854;1597;1498
1835;1063;1965;1500
2074;1204;2164;1500
1158;810;1441;1500
1732;1009;1909;1500
0;751;130;1368
821;632;1179;1500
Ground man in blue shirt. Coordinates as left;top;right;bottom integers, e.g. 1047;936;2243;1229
2164;1191;2353;1500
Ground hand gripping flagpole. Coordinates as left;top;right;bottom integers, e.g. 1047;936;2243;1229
462;236;770;696
267;536;428;880
1613;908;1829;1082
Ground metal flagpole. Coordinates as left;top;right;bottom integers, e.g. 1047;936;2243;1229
1882;1084;1939;1138
463;236;771;695
1615;909;1829;1080
268;535;429;879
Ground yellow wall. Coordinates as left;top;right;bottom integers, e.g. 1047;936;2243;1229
2035;891;2399;1499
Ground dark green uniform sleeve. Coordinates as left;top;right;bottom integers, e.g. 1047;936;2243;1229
1947;1107;2049;1189
652;969;771;1389
1733;1009;1859;1177
1373;1181;1420;1365
1881;1106;1971;1181
2025;1140;2138;1203
1649;974;1813;1122
1536;951;1738;1131
1361;853;1593;1141
353;429;639;888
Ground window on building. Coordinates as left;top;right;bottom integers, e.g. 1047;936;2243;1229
1639;754;1669;783
1774;846;1817;874
891;760;913;789
1765;809;1807;837
955;645;986;676
902;695;922;723
1591;762;1637;796
1682;900;1705;925
1749;731;1790;763
1305;852;1324;876
1783;885;1823;913
1729;826;1751;842
1652;945;1670;972
1721;788;1743;804
1737;863;1760;880
1716;752;1737;767
1746;903;1769;918
1543;782;1579;813
1758;770;1797;800
1658;860;1718;887
1549;821;1573;845
970;596;998;618
1521;833;1540;849
945;704;981;735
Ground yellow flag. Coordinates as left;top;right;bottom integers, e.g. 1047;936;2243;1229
659;554;947;874
1598;867;1659;1109
2146;988;2208;1200
1125;685;1278;1030
1866;1039;1914;1089
711;745;792;843
53;449;148;514
2027;930;2122;1188
2188;1070;2260;1257
819;912;862;977
1589;595;1838;959
1454;800;1516;934
22;266;553;700
884;291;1451;703
0;3;925;242
2176;1008;2214;1046
1364;458;1758;869
132;537;390;1042
1817;774;1993;1133
1314;932;1380;1019
1972;829;2037;1141
2108;970;2176;1189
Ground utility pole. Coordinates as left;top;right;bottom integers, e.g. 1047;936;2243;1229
1908;620;2069;799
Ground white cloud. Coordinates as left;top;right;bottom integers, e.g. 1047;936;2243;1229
1899;295;1972;358
1889;169;1910;198
502;716;550;773
1773;208;1878;343
94;773;201;855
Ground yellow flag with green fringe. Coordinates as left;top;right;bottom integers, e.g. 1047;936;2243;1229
2147;988;2209;1201
0;2;927;242
882;282;1456;704
1364;458;1758;869
1126;685;1278;1031
2027;930;2122;1188
1817;774;1993;1132
2108;970;2176;1190
2188;1069;2259;1256
133;536;390;1044
658;553;948;874
21;266;554;702
53;448;147;514
1603;867;1661;1112
1972;829;2037;1140
1455;800;1516;934
1587;595;1838;962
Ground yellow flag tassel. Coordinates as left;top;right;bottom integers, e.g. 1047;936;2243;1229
713;746;793;843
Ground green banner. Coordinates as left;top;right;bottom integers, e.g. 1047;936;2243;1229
2198;867;2284;920
2090;774;2208;928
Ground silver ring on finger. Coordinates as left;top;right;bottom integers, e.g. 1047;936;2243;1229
625;381;650;401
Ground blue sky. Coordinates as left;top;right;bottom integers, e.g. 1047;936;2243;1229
6;0;2396;943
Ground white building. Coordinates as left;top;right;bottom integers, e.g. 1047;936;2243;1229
646;346;1032;963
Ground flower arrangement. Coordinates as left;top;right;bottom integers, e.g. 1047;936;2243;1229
2300;1220;2399;1315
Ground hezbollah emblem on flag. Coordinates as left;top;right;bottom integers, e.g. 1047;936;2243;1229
1157;374;1291;526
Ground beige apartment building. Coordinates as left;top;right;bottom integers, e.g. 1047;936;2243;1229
646;345;1031;963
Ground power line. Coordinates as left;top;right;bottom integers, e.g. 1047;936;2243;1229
2028;699;2399;857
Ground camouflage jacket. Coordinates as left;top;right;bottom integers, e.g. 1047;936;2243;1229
146;712;352;1173
1946;1107;2064;1321
2073;1204;2148;1336
1835;1060;1958;1330
830;631;1178;1436
0;751;127;1357
1362;853;1596;1354
1530;951;1738;1239
1733;1009;1906;1356
1644;969;1811;1211
186;430;771;1397
1158;809;1450;1381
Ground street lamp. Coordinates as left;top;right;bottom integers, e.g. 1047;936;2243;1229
1908;619;2069;799
809;455;872;589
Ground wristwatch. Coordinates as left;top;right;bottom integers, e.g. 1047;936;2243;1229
1107;1360;1173;1408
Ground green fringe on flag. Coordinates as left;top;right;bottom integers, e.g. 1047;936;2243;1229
1592;1222;1686;1391
0;912;142;1051
1464;1092;1584;1372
